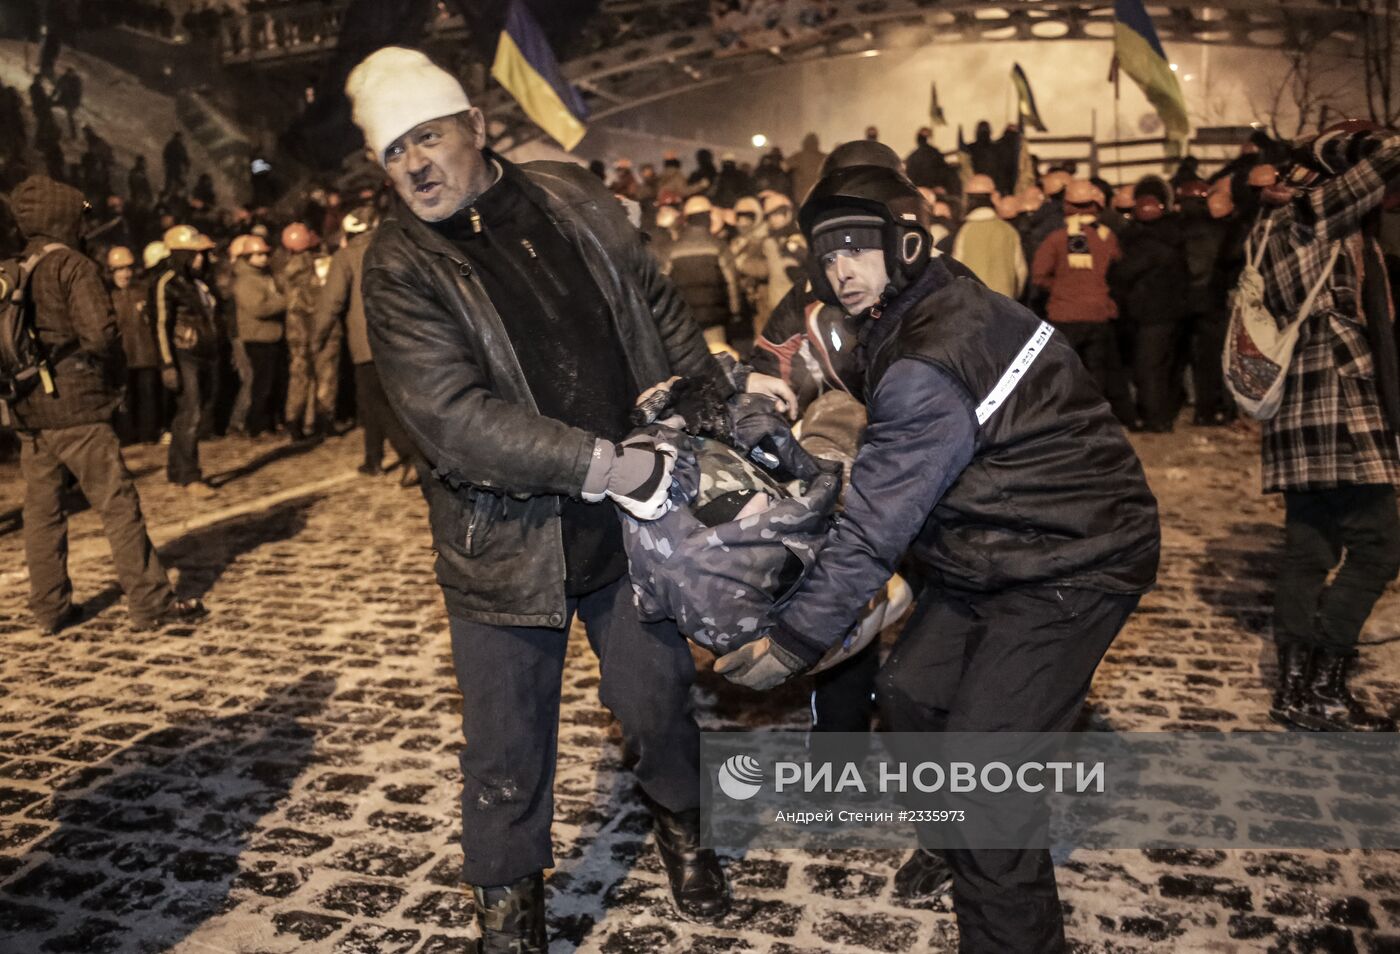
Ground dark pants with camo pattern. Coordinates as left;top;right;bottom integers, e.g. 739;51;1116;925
876;585;1139;954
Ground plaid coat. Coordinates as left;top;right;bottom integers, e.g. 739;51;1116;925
1256;132;1400;493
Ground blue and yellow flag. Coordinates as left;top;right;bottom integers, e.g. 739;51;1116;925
1113;0;1189;153
491;1;589;150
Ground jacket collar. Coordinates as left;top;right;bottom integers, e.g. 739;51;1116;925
964;207;998;222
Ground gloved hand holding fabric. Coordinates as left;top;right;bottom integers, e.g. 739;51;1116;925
713;634;807;691
581;434;680;521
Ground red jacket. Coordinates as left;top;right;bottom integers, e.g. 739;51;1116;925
1031;220;1120;324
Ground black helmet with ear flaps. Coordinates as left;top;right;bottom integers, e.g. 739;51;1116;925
799;164;932;308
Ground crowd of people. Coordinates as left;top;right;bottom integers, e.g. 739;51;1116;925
605;126;1300;436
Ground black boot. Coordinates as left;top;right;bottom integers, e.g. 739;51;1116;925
893;848;954;899
1291;650;1396;733
472;873;546;954
1269;642;1313;728
645;796;731;920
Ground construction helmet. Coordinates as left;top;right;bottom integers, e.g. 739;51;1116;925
1176;179;1210;200
342;206;375;235
1207;189;1234;219
965;174;998;196
761;193;793;216
231;234;271;257
281;222;320;252
1042;170;1072;197
163;224;215;252
1112;185;1136;211
1246;163;1279;188
655;206;680;230
734;196;763;219
683;195;713;217
799;163;931;308
1063;179;1103;208
142;241;170;270
1133;196;1165;222
106;246;135;269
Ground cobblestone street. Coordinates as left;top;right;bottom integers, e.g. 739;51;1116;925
0;424;1398;954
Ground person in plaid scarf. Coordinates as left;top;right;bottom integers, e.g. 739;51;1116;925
1255;125;1400;733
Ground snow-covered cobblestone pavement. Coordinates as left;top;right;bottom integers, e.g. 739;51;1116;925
0;424;1397;953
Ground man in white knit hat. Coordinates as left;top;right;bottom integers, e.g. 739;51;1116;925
346;46;797;951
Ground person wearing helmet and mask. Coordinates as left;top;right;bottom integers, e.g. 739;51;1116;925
7;175;205;634
343;47;797;948
759;192;806;323
729;194;769;338
1243;123;1400;734
229;233;286;439
319;206;423;483
716;161;1160;954
106;246;162;445
280;221;332;441
661;195;742;353
1111;194;1190;431
951;173;1027;299
1030;179;1127;417
152;223;219;496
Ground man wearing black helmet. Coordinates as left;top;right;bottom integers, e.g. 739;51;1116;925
716;161;1161;953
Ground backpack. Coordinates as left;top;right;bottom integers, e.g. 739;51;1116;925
1223;217;1341;420
0;244;64;404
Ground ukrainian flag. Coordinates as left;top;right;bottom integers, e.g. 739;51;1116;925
1113;0;1189;153
492;1;589;150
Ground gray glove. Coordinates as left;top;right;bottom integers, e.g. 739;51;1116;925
581;435;679;521
714;635;807;691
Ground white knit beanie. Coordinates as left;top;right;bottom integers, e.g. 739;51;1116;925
346;47;472;163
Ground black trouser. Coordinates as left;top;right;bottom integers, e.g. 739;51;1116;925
20;422;174;629
1189;309;1233;421
115;367;162;445
1051;321;1135;425
447;575;700;886
168;351;217;485
353;362;419;470
1274;486;1400;654
876;585;1140;954
1132;320;1184;430
244;341;285;437
810;638;880;732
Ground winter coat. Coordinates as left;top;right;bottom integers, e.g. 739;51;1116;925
318;231;372;363
112;283;159;369
151;260;219;364
1031;218;1121;324
1111;218;1190;325
1257;130;1400;492
231;259;286;344
789;137;826;205
952;208;1027;299
773;260;1160;661
663;223;740;331
361;155;729;627
1178;214;1227;315
7;176;122;430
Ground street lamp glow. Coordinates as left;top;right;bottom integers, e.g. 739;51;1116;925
752;134;768;148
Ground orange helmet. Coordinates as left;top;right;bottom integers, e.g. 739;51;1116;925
163;224;215;252
106;246;135;269
281;222;320;252
1112;185;1136;211
1207;189;1234;219
231;234;272;258
965;174;997;197
1133;196;1165;222
1064;179;1103;208
1176;179;1209;200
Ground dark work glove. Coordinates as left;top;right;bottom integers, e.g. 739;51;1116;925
728;393;822;481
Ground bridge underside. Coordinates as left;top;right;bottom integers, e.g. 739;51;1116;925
221;0;1373;152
